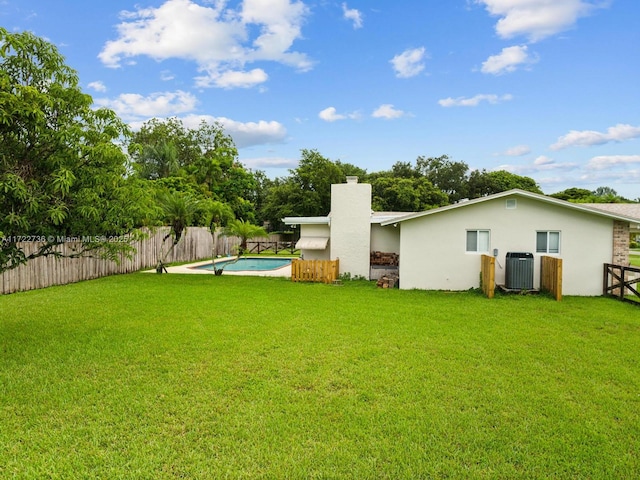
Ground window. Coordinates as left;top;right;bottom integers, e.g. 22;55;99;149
506;199;517;209
466;230;490;252
536;231;560;253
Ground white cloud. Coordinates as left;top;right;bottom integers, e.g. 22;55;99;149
240;156;298;170
342;3;363;29
390;47;427;78
586;155;640;170
98;0;311;88
475;0;607;42
372;104;406;120
576;169;640;188
551;124;640;150
481;45;537;75
196;68;269;89
160;70;175;81
87;81;107;92
533;155;554;166
497;156;578;175
180;114;287;148
318;106;359;122
503;145;531;156
438;93;513;107
95;90;197;119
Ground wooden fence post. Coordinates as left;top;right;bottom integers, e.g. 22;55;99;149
480;255;495;299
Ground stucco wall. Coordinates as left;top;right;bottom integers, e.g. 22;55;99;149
370;223;400;254
398;196;614;296
299;224;330;260
330;182;371;278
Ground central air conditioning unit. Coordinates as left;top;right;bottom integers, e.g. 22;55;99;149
505;252;534;290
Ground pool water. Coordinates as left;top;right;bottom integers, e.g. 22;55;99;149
194;257;293;272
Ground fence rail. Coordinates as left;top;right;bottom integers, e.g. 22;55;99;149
1;227;214;295
541;256;563;301
246;241;299;255
603;263;640;305
480;255;495;299
291;259;339;284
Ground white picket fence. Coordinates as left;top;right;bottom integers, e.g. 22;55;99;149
1;227;231;295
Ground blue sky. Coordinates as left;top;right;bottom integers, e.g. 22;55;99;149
2;0;639;198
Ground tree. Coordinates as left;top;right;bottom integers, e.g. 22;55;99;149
0;28;152;272
371;176;448;212
202;198;234;259
260;149;346;229
551;186;633;204
128;117;257;220
390;161;421;179
467;170;542;198
134;141;179;180
223;219;267;256
416;155;470;202
549;188;594;202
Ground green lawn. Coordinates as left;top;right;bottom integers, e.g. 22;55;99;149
1;274;639;478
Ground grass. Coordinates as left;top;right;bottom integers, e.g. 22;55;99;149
1;274;639;478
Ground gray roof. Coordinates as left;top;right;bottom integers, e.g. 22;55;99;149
582;203;640;221
381;189;640;226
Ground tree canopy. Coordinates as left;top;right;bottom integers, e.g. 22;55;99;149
128;117;256;221
0;28;154;272
550;186;632;203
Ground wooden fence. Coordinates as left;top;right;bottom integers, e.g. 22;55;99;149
480;255;495;299
603;263;640;305
291;259;339;284
1;227;214;295
540;256;563;301
246;241;299;255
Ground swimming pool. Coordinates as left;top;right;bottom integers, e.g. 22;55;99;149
194;257;293;272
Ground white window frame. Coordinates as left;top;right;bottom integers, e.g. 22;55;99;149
536;231;560;254
466;230;490;253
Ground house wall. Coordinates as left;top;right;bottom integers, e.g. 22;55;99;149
330;181;372;278
398;196;614;295
370;224;400;254
299;224;330;260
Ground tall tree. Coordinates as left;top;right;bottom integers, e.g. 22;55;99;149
261;149;346;229
549;188;594;202
128;117;256;220
468;170;542;198
371;177;448;212
134;141;179;180
416;155;470;202
551;186;633;204
0;28;152;272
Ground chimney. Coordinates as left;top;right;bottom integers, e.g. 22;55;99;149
346;176;358;184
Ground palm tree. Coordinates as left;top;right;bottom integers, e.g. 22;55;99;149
202;199;234;274
138;141;179;179
223;219;268;257
156;191;200;272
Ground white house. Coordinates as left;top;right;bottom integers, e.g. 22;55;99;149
284;180;640;296
283;177;405;279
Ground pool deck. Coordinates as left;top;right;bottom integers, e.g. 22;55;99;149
146;257;293;277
